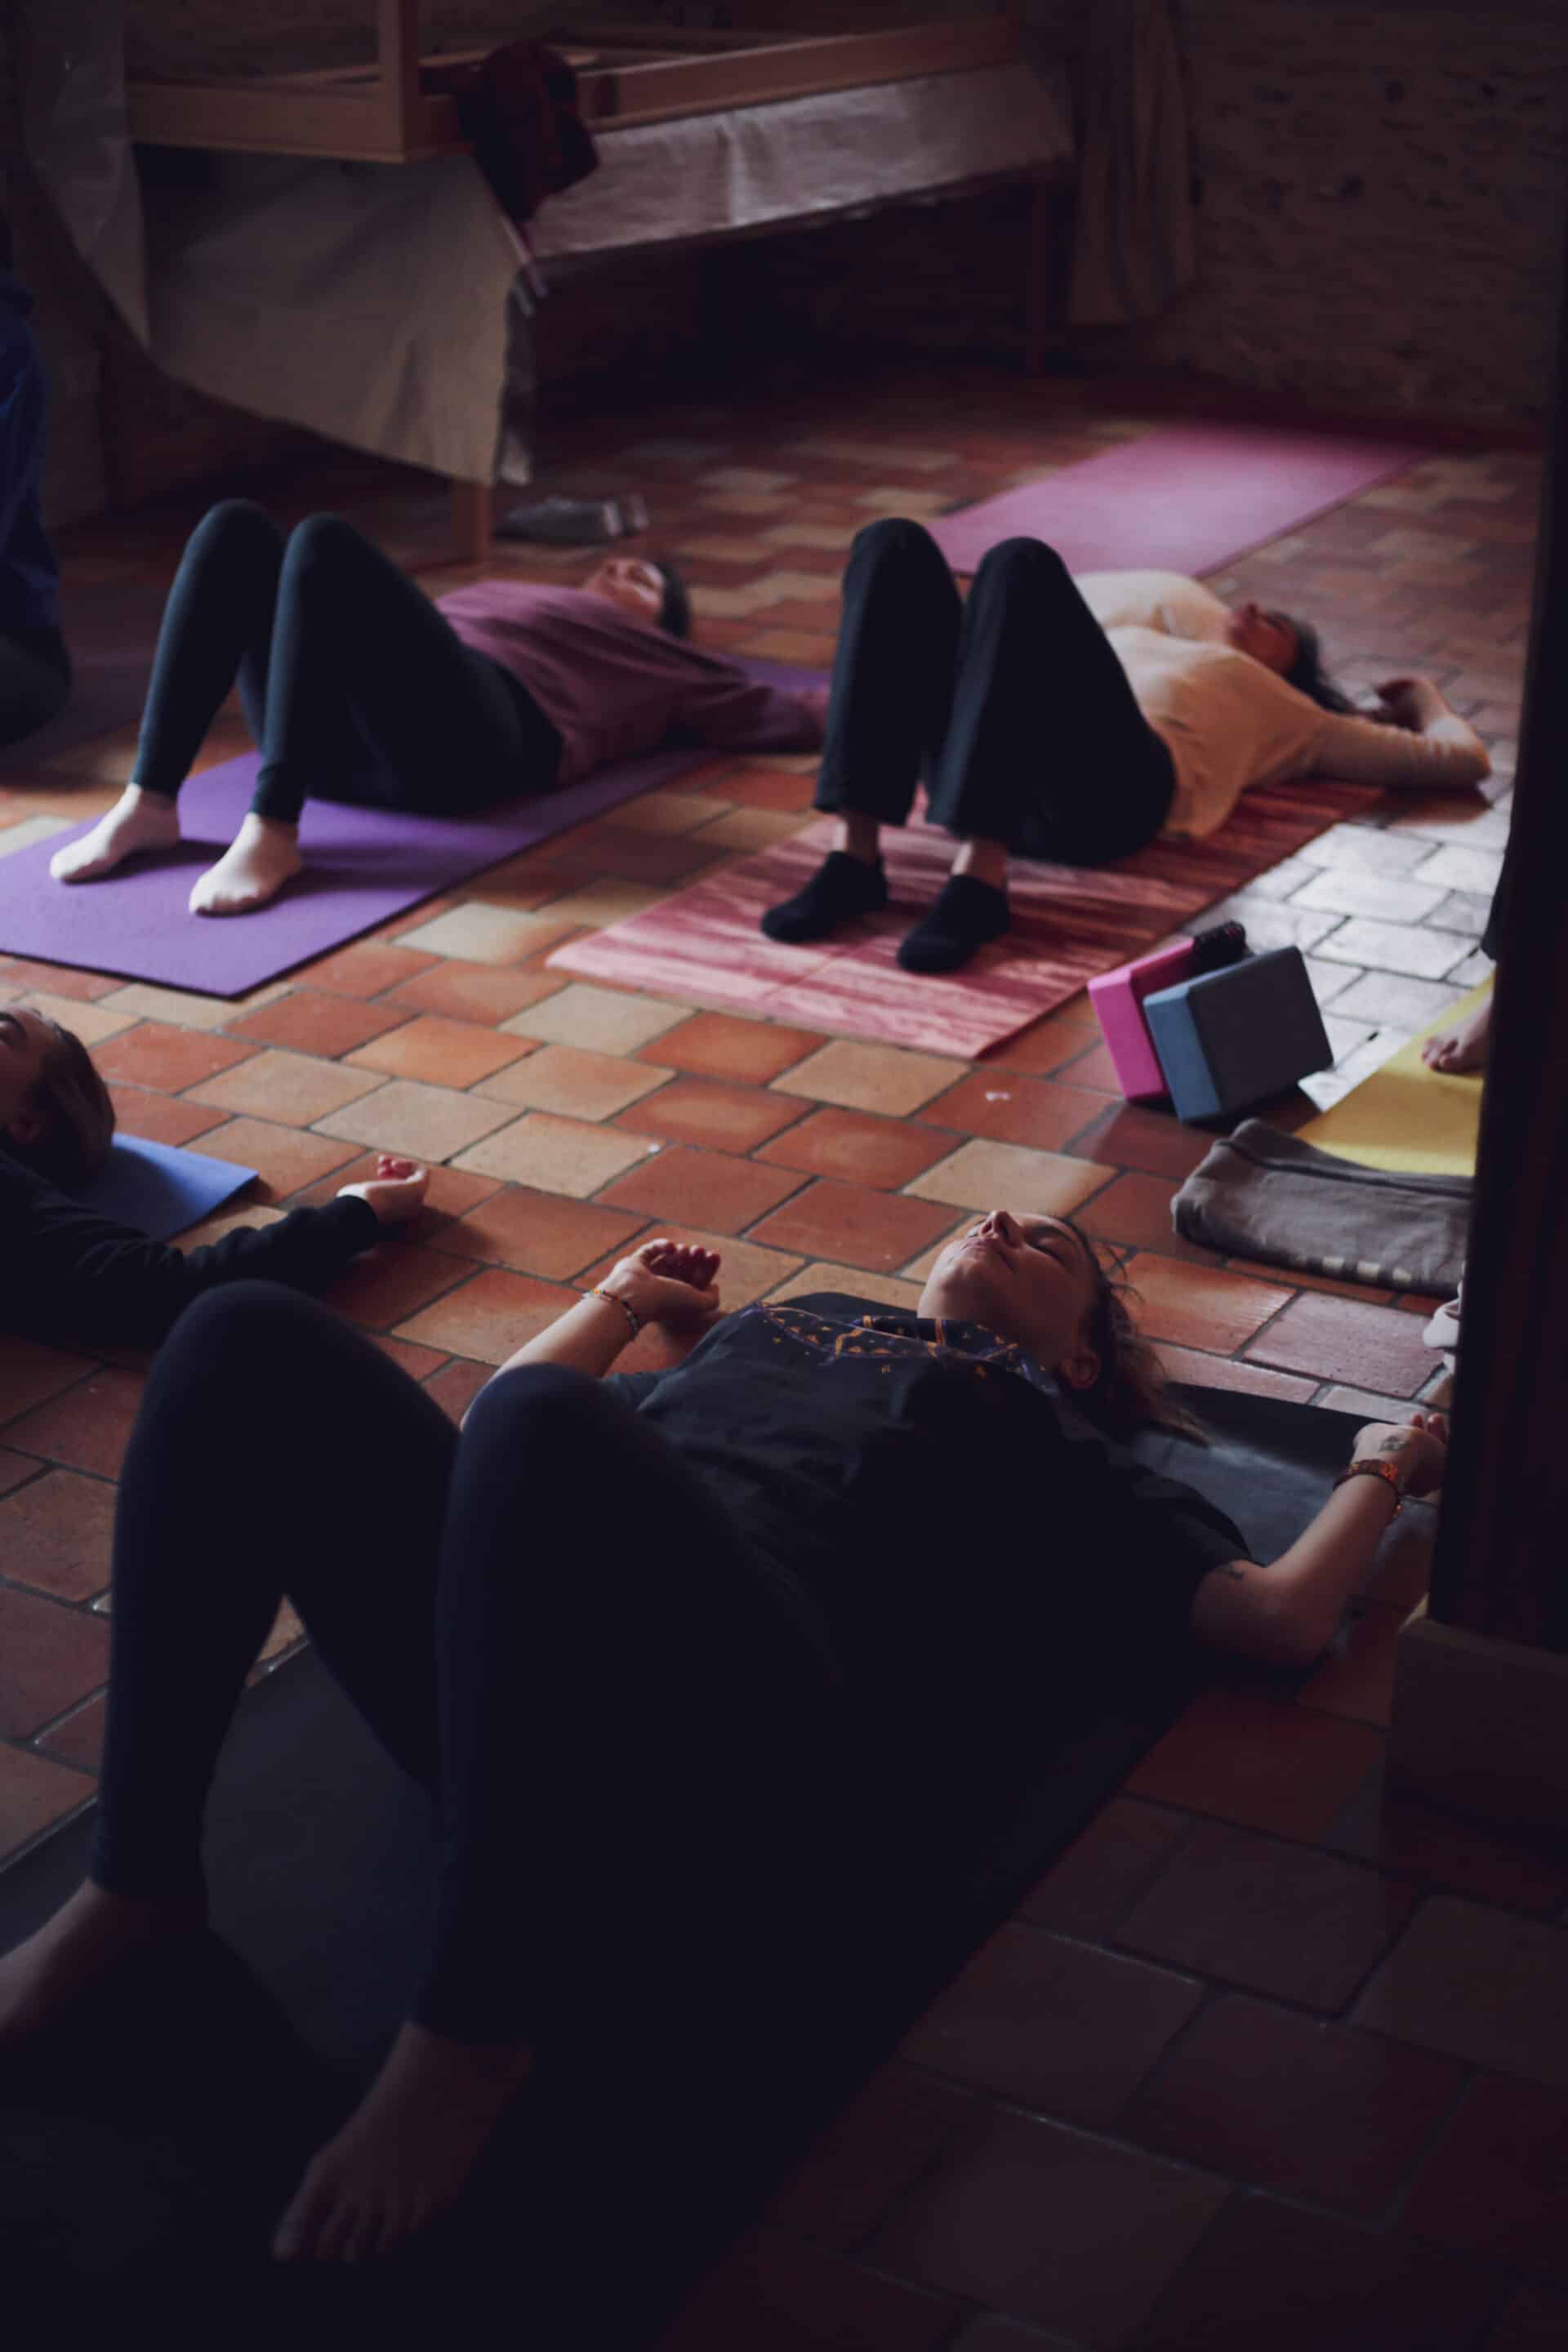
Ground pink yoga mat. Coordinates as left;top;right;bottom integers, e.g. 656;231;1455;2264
928;423;1428;577
0;662;818;998
550;780;1370;1061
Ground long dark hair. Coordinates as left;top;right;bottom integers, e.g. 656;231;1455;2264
1275;613;1359;716
653;559;693;640
8;1019;117;1187
1065;1223;1208;1444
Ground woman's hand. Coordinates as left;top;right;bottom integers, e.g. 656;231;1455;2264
1350;1410;1450;1499
337;1155;430;1227
1372;675;1446;732
600;1238;721;1333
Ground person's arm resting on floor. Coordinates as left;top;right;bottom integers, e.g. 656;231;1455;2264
1316;676;1490;794
1190;1412;1448;1667
471;1240;720;1404
0;1149;426;1352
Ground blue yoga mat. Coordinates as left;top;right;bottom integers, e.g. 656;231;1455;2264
73;1135;258;1240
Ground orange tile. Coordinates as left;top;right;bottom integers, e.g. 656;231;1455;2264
1121;1993;1463;2218
296;939;439;997
371;1332;450;1382
92;1024;259;1094
394;1267;581;1366
1119;1817;1417;2012
474;1041;672;1122
0;1448;40;1496
773;1039;967;1118
314;1078;517;1165
378;960;568;1027
0;1468;116;1601
1125;1687;1386;1845
226;991;412;1057
346;1014;534;1089
904;1139;1110;1222
599;1145;804;1236
1153;1343;1316;1404
898;1921;1202;2124
0;1339;96;1428
614;1075;805;1153
185;1117;362;1199
4;1366;147;1479
762;2065;976;2252
1119;1254;1294;1354
1353;1898;1568;2083
451;1111;657;1197
1070;1102;1219;1181
108;1085;231;1148
749;1180;957;1274
436;1187;648;1281
920;1072;1108;1152
1078;1172;1218;1263
1242;1291;1437;1396
757;1107;953;1192
285;1152;501;1231
325;1242;473;1331
185;1047;387;1127
1020;1799;1195;1940
0;955;123;1001
34;1690;107;1775
421;1357;493;1424
1055;1039;1125;1094
500;982;688;1057
0;1584;110;1736
0;1743;94;1855
664;2227;958;2352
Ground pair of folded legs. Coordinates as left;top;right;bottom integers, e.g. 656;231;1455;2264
51;501;561;913
0;1285;840;2264
763;519;1178;973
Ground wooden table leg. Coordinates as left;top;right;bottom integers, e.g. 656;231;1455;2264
451;478;492;566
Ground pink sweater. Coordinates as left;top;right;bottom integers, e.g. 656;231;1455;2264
437;581;828;784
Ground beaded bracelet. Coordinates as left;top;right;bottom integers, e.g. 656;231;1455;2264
1333;1459;1403;1514
590;1286;642;1341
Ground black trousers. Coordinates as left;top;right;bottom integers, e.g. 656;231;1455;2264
133;501;563;824
813;519;1177;866
0;621;70;750
88;1287;842;2047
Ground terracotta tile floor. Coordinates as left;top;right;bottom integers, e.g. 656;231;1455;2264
0;363;1553;2345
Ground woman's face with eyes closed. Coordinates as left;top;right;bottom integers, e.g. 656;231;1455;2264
917;1208;1102;1390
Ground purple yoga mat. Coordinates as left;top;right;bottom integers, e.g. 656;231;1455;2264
0;661;825;998
928;422;1428;577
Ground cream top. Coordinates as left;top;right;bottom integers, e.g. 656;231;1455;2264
1073;570;1491;839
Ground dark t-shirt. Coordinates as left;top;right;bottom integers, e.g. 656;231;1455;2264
604;1296;1246;1731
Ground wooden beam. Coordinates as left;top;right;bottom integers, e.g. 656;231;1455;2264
376;0;423;150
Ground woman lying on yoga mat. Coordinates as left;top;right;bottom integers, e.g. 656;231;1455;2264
51;500;827;915
0;1004;430;1346
0;1214;1449;2264
763;519;1492;973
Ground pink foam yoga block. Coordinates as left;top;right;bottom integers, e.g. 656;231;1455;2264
1089;939;1196;1099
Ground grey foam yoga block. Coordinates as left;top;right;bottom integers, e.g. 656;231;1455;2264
1143;947;1334;1121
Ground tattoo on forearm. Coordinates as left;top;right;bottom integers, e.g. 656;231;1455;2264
1374;1435;1408;1456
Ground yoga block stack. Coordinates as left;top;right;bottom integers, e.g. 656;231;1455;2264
1143;948;1333;1121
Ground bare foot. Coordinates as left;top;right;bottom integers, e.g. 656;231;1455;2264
189;814;303;915
1422;990;1493;1075
50;786;180;883
272;2020;532;2264
0;1879;207;2054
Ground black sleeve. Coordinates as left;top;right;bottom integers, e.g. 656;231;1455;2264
1054;1414;1251;1664
599;1370;666;1412
0;1151;381;1352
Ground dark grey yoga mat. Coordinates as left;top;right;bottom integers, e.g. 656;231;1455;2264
1174;1117;1472;1294
0;1374;1397;2338
0;660;826;999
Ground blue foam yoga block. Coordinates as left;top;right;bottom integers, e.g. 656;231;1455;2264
1142;947;1333;1122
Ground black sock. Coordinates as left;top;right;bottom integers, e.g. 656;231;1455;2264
896;875;1009;975
760;849;888;944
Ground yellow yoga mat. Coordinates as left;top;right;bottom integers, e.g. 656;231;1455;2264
1298;982;1490;1175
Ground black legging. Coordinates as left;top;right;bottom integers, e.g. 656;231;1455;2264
814;519;1177;865
132;501;563;825
0;621;70;750
88;1287;842;2047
